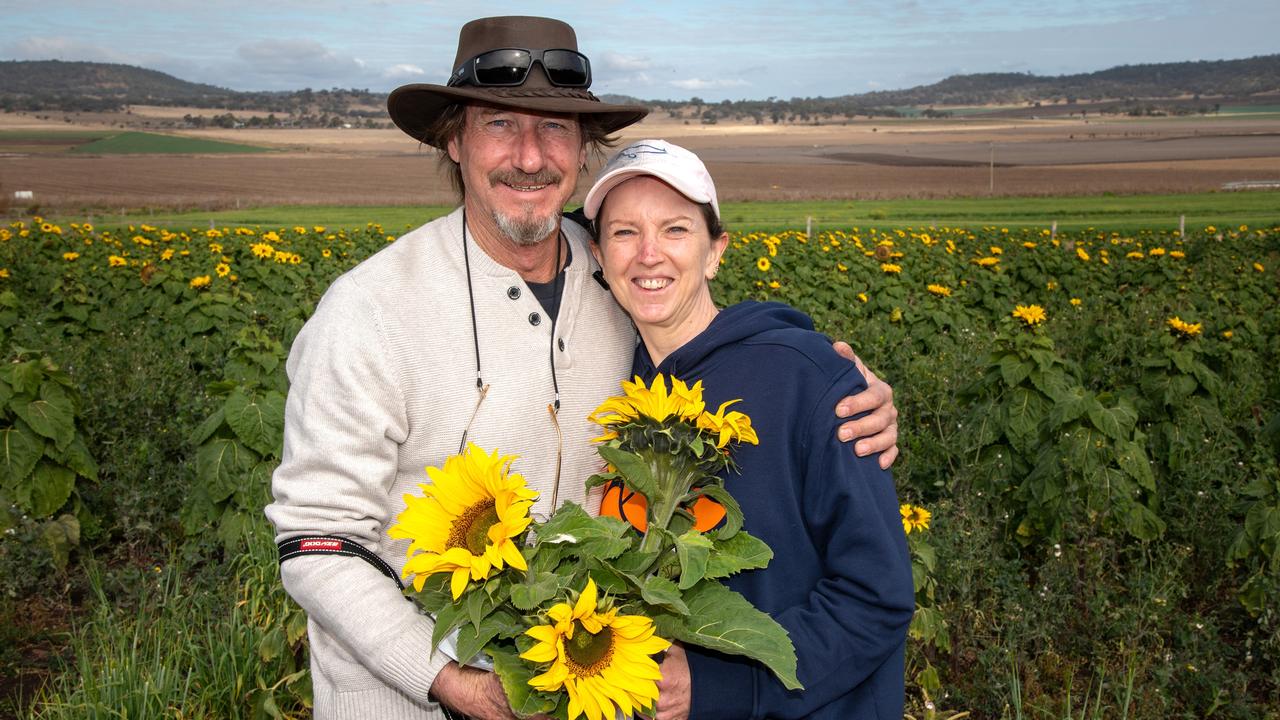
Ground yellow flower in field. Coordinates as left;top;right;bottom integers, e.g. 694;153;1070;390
1023;241;1037;249
205;229;223;239
288;254;302;265
108;255;127;267
262;231;281;243
386;234;396;242
521;578;670;720
1254;262;1266;272
0;268;9;279
1149;247;1166;256
1205;225;1216;234
161;248;175;261
273;250;290;264
82;223;93;232
189;275;212;289
313;225;326;234
1222;330;1234;339
1046;281;1058;291
1170;250;1185;259
251;242;274;258
767;244;778;257
857;292;869;303
1167;316;1202;337
989;246;1003;255
900;504;932;534
293;226;307;235
1070;297;1082;306
756;257;771;272
215;262;231;277
322;248;332;258
589;374;706;440
389;444;537;598
697;398;759;449
768;280;781;289
62;252;80;261
974;257;999;267
1077;248;1090;262
208;242;223;253
132;234;152;246
927;284;951;297
1126;251;1145;259
1012;304;1047;326
837;263;848;272
880;263;902;274
41;223;55;233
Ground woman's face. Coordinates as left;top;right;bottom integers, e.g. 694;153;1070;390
591;175;728;339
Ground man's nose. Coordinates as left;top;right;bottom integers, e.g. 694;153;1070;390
512;125;546;174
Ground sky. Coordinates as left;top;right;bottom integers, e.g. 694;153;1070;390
2;0;1277;102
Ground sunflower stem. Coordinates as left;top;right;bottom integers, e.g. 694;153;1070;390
638;453;690;558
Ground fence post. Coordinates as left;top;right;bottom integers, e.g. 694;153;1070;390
1051;221;1057;242
1180;215;1185;238
806;216;812;239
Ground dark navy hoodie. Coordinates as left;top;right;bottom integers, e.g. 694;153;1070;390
633;301;914;720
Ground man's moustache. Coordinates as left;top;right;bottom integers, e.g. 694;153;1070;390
489;170;563;187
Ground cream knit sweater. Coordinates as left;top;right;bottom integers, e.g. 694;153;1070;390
265;208;635;718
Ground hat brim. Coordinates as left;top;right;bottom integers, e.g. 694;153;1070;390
387;84;648;148
584;167;716;221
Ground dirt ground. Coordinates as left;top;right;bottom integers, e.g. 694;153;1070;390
2;111;1278;210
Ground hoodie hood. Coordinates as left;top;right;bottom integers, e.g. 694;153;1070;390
634;301;816;379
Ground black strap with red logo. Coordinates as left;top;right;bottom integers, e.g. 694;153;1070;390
277;535;405;591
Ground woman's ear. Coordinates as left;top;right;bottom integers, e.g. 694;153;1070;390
706;232;730;279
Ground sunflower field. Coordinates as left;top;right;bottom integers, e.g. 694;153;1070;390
1;214;1278;718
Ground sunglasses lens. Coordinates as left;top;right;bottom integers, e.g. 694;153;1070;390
542;50;590;87
472;49;532;86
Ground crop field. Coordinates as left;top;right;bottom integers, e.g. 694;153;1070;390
0;211;1277;718
67;131;270;155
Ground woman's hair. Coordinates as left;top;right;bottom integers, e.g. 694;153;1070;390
590;196;725;243
425;103;619;199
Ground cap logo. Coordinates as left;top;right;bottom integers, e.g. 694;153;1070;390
620;143;669;159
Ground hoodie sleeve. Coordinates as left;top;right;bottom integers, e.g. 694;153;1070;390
684;364;915;719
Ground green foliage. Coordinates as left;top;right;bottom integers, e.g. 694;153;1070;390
0;347;98;569
69;131;271;155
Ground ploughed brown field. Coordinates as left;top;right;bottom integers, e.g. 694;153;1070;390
2;110;1279;210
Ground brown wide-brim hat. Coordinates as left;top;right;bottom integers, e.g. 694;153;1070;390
387;16;649;147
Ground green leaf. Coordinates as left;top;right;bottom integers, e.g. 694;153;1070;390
430;600;468;651
1005;387;1046;453
661;580;801;690
0;422;44;487
640;575;690;615
13;385;75;450
196;437;259;501
1046;387;1089;430
1087;397;1138;442
704;531;773;579
41;513;80;571
696;484;744;539
1125;503;1166;541
455;609;522;665
9;360;42;395
534;503;633;560
675;531;713;590
999;353;1031;387
491;643;558;718
1116;440;1156;492
1245;503;1280;542
19;461;76;517
188;406;227;446
45;434;98;482
597;445;657;501
225;389;286;458
510;571;564;611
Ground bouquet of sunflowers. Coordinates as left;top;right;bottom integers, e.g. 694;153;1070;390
390;374;799;720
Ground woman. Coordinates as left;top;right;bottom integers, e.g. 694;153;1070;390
584;140;914;720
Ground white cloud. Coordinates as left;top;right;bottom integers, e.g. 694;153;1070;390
600;52;652;72
671;78;750;91
383;63;427;80
3;35;129;63
235;38;364;80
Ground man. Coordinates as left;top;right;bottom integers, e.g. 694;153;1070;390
266;16;899;720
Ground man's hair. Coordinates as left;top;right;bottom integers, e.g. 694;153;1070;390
424;103;621;199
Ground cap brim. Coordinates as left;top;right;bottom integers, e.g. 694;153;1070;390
583;167;714;221
387;84;649;147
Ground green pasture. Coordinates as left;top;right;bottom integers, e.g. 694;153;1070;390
78;190;1280;233
68;131;270;155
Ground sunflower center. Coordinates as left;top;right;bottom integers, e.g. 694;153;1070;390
446;500;498;555
563;622;614;677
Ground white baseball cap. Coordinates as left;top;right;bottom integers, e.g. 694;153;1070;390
583;139;720;221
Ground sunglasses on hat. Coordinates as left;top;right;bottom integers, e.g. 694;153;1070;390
447;47;592;89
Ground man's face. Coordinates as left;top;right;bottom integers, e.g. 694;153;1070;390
448;105;587;247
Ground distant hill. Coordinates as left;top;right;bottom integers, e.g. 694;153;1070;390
3;54;1279;122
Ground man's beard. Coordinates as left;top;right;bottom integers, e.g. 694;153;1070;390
489;169;563;247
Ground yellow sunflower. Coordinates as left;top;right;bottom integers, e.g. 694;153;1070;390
1011;304;1047;326
697;399;759;449
589;374;706;440
389;443;537;598
900;504;932;534
521;578;671;720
